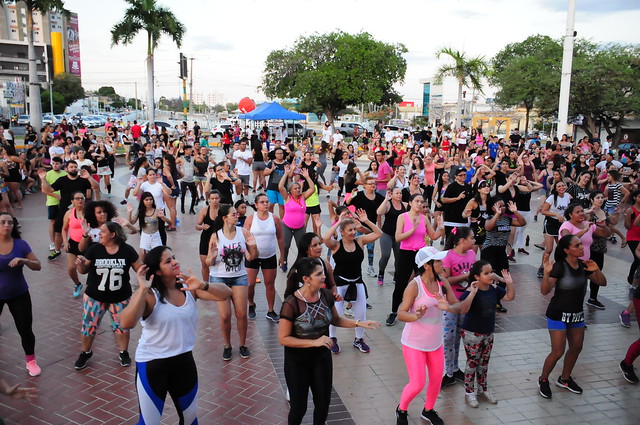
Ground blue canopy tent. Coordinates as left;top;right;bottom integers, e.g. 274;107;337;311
238;101;306;120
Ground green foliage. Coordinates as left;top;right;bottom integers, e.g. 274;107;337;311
434;47;489;93
212;104;226;113
111;0;185;55
226;102;238;112
96;86;117;96
1;0;70;17
262;31;407;126
52;73;85;106
40;90;66;113
158;97;184;112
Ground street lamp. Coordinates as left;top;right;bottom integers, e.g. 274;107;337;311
42;49;54;116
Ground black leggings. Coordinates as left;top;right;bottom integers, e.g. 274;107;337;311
628;241;640;284
285;346;332;425
589;250;605;299
392;249;419;313
0;291;35;356
180;181;198;211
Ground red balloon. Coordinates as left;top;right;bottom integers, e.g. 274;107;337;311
239;97;256;113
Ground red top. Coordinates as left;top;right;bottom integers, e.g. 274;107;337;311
131;124;142;139
627;207;640;242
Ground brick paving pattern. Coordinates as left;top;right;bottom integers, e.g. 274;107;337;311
0;160;638;424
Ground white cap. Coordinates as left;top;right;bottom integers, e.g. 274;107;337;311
415;246;448;268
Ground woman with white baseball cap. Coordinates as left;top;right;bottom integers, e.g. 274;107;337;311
395;246;471;425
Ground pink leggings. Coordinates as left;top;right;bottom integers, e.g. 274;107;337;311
399;345;444;411
623;298;640;366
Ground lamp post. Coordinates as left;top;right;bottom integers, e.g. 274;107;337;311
557;0;576;138
42;49;54;115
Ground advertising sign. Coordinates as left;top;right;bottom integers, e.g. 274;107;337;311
66;13;81;80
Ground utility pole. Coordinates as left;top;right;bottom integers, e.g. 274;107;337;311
134;82;138;120
189;57;194;122
557;0;576;138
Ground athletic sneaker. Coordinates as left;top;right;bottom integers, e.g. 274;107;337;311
538;377;552;398
440;374;455;388
26;359;41;377
395;405;408;425
72;283;83;298
266;311;280;323
478;388;498;404
74;350;93;370
465;392;478;408
330;337;340;354
120;200;127;205
367;266;376;277
344;306;354;317
586;298;605;310
536;267;544;278
385;313;397;326
620;310;631;328
556;376;583;394
222;346;232;361
366;303;372;309
377;276;384;286
420;408;444;425
281;262;288;272
239;346;250;359
619;360;640;384
48;250;61;261
453;369;465;382
119;351;131;367
248;304;256;320
353;338;370;353
49;243;55;251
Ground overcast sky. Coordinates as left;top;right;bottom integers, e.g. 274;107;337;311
66;0;640;105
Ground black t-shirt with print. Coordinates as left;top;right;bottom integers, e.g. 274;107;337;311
545;260;592;322
443;182;471;224
84;243;139;303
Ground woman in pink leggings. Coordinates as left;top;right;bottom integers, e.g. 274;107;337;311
395;246;470;425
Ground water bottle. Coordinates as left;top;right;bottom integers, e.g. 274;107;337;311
526;235;530;247
176;219;181;228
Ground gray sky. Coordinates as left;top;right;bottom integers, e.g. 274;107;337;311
67;0;640;105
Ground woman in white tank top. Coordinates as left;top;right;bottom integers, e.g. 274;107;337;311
244;193;285;322
120;246;231;425
206;204;259;360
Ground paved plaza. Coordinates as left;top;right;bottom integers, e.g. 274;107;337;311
0;157;638;425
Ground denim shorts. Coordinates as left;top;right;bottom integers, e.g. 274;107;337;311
605;206;617;215
210;275;249;287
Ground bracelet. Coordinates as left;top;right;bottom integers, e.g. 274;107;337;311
355;319;360;327
82;233;90;238
202;282;210;291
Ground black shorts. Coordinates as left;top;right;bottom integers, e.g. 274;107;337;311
54;208;66;233
543;217;561;237
480;245;509;274
68;239;81;256
306;205;321;215
245;255;277;270
47;205;59;220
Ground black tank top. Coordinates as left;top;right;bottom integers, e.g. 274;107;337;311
381;202;406;236
200;206;217;242
332;240;364;285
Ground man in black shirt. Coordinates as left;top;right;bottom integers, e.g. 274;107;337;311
509;128;522;149
346;176;384;276
441;168;471;237
38;160;98;259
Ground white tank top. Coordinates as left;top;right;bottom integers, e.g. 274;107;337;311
401;276;444;352
3;129;13;141
135;288;198;362
250;212;277;259
211;228;247;278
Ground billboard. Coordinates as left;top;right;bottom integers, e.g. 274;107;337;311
66;13;81;80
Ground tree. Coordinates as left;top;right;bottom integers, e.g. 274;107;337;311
212;104;225;113
490;35;562;135
111;0;185;126
225;102;238;112
96;86;117;97
40;90;65;113
1;0;69;130
261;31;407;128
51;72;84;106
434;47;489;131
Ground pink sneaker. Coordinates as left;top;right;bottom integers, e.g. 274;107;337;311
377;278;384;286
26;359;41;377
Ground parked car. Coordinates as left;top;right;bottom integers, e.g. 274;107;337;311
211;124;231;138
17;115;30;126
43;114;58;125
336;122;371;138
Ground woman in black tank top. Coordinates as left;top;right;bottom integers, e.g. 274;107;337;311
196;191;220;280
376;188;407;285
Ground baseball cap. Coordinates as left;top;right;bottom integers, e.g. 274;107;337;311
415;246;447;268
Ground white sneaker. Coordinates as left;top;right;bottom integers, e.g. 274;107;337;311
367;266;376;277
465;392;478;408
49;243;55;251
344;307;354;317
478;389;498;404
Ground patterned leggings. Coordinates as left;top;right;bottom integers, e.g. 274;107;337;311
442;311;464;376
462;330;494;393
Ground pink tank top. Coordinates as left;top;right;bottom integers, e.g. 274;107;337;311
282;196;306;229
400;212;426;251
69;208;84;242
401;276;444;351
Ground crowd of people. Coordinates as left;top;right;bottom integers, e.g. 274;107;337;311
0;118;639;425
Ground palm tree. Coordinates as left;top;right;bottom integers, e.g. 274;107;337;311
1;1;69;131
434;47;489;131
111;0;185;126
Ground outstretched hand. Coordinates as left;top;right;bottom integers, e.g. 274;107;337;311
136;265;153;289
